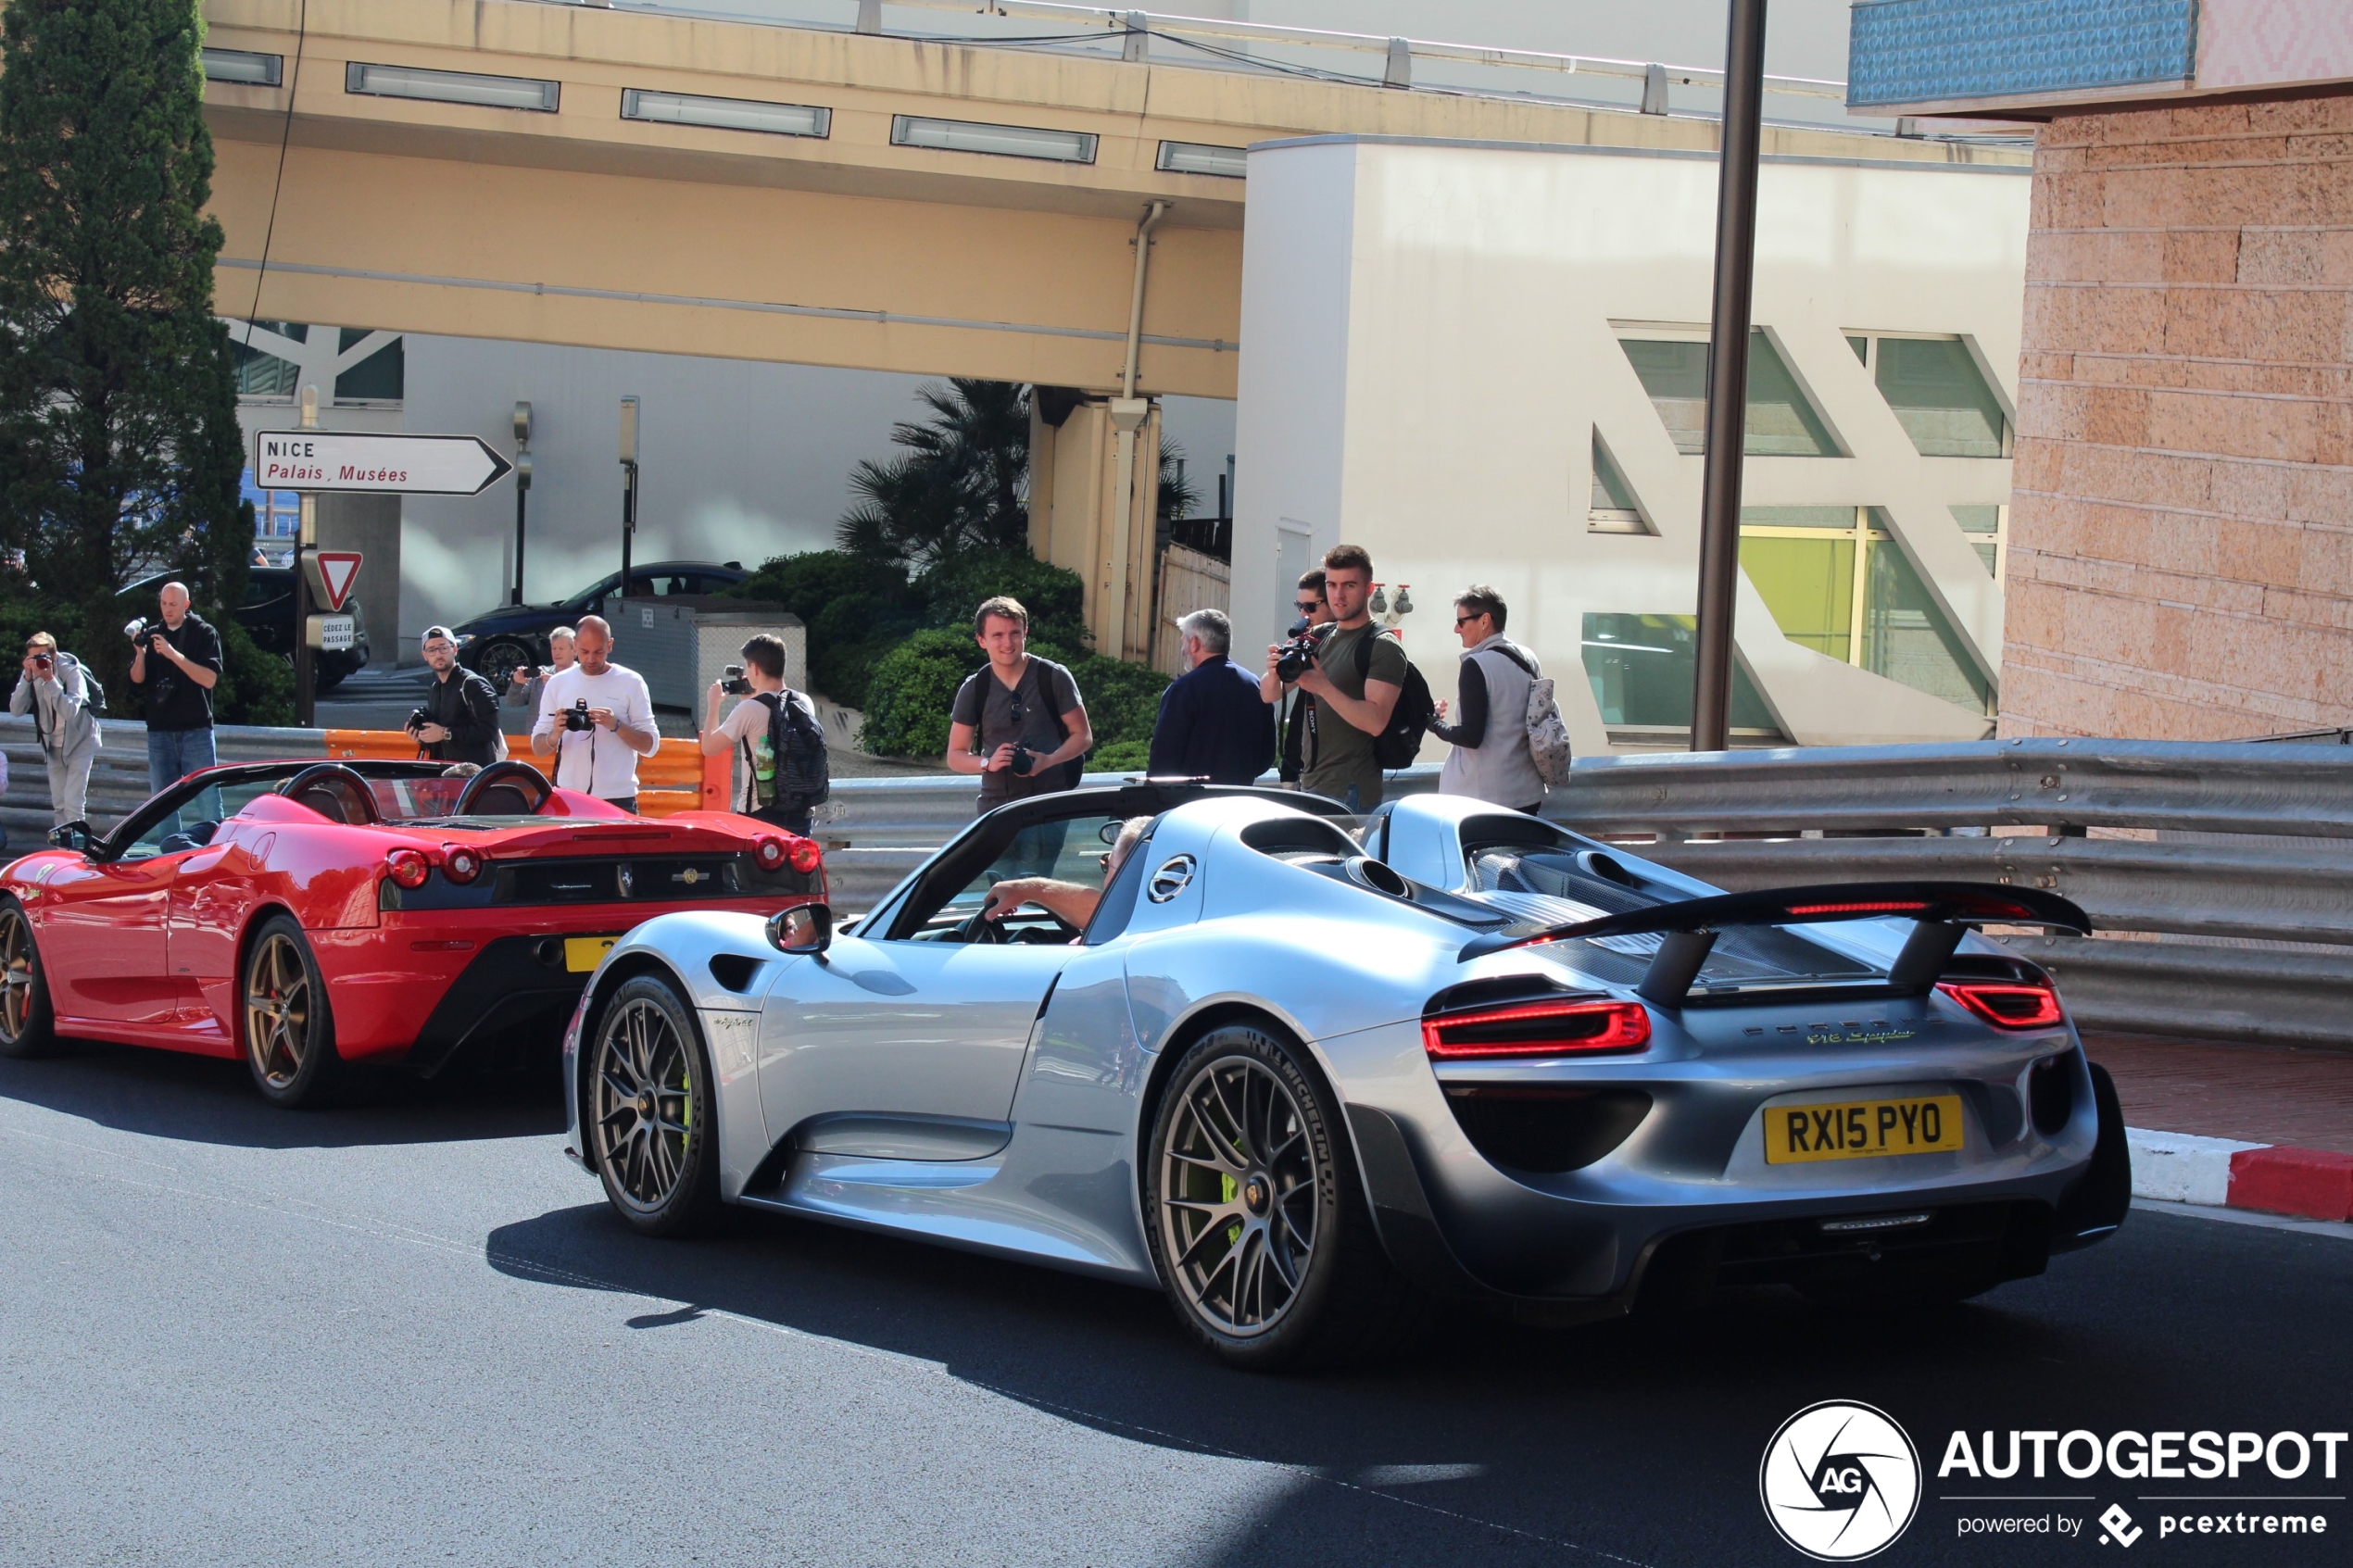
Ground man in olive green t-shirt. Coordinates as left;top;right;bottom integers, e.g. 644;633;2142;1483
1260;544;1405;810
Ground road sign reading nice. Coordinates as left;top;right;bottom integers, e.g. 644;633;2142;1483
253;432;515;495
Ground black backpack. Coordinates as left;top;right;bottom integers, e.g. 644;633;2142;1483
747;689;829;822
1354;629;1436;769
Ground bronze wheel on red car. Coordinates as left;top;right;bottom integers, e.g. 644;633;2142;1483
243;917;343;1109
588;974;723;1236
0;899;57;1060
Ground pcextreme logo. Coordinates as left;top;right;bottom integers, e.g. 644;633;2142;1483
1760;1400;1923;1561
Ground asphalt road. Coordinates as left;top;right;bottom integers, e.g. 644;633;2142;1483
1;1045;2346;1568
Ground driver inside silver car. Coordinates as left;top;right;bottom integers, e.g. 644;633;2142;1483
981;815;1153;932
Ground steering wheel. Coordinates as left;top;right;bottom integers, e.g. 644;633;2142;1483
454;759;552;817
279;763;381;826
956;900;1008;946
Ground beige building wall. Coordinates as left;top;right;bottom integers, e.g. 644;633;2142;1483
2003;94;2353;739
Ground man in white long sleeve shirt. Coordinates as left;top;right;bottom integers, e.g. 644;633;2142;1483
530;615;659;811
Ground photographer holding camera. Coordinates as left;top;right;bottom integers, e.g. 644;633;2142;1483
1259;545;1406;810
128;581;221;797
506;625;575;710
946;596;1091;816
699;633;827;834
408;626;504;766
529;615;659;811
10;633;101;826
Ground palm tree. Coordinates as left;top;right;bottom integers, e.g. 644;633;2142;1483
837;379;1030;567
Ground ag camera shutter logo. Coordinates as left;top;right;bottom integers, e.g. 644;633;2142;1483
1760;1400;1921;1561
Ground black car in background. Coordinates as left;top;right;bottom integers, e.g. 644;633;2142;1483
118;568;371;694
449;559;747;688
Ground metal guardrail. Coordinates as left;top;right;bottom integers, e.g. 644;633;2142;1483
1538;740;2353;1050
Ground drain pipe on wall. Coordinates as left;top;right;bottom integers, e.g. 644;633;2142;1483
1105;200;1168;660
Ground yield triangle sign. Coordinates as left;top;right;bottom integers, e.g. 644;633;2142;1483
315;551;362;613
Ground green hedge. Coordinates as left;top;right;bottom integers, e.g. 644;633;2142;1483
734;546;1169;763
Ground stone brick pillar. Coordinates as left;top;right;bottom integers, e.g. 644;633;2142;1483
2005;94;2353;739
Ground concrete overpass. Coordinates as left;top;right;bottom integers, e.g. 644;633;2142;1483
199;0;2018;656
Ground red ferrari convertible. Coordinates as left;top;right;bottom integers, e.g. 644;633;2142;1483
0;759;823;1106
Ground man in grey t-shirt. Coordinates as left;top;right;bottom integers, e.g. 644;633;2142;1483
1260;545;1405;810
946;595;1093;813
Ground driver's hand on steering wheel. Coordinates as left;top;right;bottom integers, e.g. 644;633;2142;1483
983;879;1048;920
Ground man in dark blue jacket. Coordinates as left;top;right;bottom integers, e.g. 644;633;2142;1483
1149;608;1277;784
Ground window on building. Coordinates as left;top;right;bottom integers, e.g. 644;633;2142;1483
333;336;404;404
1580;612;1779;737
1618;331;1840;458
233;341;299;400
1738;506;1994;714
1587;433;1655;534
240;469;300;562
1848;332;2009;457
1951;503;2005;579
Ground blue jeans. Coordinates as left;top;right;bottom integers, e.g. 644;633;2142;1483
147;726;220;835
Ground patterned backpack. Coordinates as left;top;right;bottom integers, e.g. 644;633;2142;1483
1491;643;1573;789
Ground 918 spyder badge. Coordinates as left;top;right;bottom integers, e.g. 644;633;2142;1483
1761;1400;1921;1561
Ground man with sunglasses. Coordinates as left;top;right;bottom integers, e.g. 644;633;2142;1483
1276;570;1327;785
1429;585;1547;813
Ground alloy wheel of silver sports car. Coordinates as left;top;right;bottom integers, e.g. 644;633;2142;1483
0;902;55;1059
1157;1053;1322;1338
587;976;723;1236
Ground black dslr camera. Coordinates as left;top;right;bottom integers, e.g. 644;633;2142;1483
563;697;596;733
1008;744;1036;776
404;707;431;734
721;664;754;696
1273;617;1331;683
123;616;156;651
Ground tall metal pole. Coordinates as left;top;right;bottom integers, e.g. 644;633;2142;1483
294;384;317;729
618;395;639;594
1691;0;1768;754
511;401;533;606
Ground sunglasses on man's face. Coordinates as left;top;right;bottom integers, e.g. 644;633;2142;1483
1296;600;1322;614
1453;615;1480;629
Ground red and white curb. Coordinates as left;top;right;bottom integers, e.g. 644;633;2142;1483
2129;1127;2353;1223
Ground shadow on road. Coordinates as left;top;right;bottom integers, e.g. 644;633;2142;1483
0;1037;565;1149
483;1196;2353;1565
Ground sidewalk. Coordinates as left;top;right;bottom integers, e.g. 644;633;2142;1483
2084;1031;2353;1222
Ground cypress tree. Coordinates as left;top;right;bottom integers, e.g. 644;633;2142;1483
0;0;288;723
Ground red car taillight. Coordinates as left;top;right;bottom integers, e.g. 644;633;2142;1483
443;847;482;884
1937;979;2065;1030
1422;997;1652;1060
786;837;822;875
385;848;432;890
754;836;787;871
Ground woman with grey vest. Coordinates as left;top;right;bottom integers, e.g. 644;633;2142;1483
1430;586;1545;813
10;632;102;826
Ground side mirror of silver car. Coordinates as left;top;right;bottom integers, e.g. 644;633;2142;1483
768;903;833;957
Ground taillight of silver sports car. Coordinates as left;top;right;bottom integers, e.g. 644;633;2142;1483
0;759;824;1108
561;786;2126;1371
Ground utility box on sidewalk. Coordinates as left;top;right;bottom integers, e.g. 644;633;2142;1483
611;597;804;711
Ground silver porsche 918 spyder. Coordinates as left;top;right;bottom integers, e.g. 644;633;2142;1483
560;784;2129;1370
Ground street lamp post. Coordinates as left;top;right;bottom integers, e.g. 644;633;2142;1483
1691;0;1768;754
618;395;639;594
511;401;533;606
294;383;318;728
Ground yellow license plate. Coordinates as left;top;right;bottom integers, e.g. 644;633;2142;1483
1764;1095;1964;1164
564;935;620;973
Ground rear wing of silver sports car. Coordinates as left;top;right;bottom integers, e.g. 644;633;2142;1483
1457;881;2093;1006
